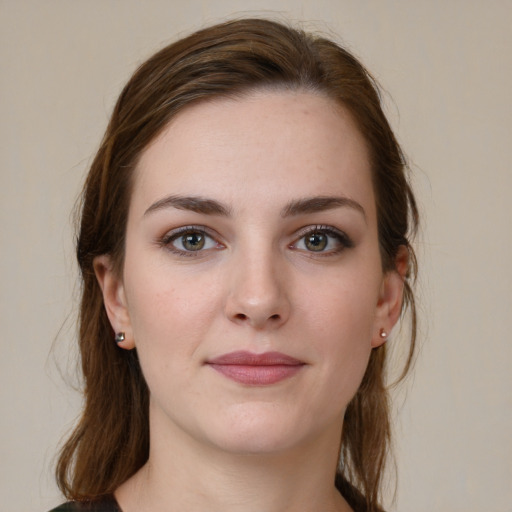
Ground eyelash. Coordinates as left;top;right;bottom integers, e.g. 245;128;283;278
291;225;354;255
159;224;353;257
159;225;222;257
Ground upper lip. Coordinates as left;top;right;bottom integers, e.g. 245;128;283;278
206;351;304;366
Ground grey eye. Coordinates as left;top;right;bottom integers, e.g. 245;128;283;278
181;232;206;251
167;229;218;253
293;226;353;254
304;232;328;251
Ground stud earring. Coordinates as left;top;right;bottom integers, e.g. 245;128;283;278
114;332;125;343
379;328;388;340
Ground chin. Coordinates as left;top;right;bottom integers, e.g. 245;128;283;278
209;429;299;456
198;404;326;456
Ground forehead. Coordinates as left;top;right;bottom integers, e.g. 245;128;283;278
132;90;374;217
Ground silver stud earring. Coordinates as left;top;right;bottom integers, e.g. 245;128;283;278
379;328;388;340
115;332;125;343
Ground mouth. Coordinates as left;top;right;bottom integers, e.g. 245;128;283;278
206;351;305;386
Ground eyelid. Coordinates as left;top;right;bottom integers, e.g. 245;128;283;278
157;223;353;257
290;224;354;253
161;225;207;241
159;225;225;256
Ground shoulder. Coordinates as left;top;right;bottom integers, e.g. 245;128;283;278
48;496;120;512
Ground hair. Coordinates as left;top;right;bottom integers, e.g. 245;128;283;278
57;18;418;512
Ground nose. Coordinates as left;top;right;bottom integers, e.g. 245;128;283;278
224;247;291;330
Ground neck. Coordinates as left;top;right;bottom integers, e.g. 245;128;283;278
115;407;351;512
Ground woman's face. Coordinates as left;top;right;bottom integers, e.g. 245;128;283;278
97;90;404;456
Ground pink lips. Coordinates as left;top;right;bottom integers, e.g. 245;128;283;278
206;351;305;385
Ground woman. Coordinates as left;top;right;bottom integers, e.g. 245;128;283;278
51;18;418;512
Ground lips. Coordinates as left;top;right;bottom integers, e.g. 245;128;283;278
206;351;305;385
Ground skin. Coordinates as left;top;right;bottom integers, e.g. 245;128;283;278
95;90;406;512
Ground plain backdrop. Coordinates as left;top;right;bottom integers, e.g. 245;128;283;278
1;1;511;511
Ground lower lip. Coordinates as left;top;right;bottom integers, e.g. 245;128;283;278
208;363;303;385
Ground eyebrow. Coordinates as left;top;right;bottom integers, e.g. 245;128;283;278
281;196;366;220
144;194;365;220
144;195;231;217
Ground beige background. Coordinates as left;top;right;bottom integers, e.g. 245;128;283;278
1;1;511;511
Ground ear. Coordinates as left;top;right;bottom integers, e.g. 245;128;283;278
372;246;409;348
93;255;135;350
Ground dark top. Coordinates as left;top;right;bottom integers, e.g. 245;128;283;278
48;495;121;512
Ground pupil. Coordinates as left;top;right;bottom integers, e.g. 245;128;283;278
306;233;327;251
183;233;205;250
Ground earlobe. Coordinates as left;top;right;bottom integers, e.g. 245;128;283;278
372;246;409;348
93;255;135;350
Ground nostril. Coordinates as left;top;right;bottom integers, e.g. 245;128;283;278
233;312;281;323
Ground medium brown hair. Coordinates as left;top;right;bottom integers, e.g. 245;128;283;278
57;18;418;512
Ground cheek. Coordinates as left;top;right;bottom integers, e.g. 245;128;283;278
304;265;380;341
300;267;381;389
123;272;213;407
122;255;224;362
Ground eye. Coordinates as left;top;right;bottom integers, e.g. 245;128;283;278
304;232;329;251
161;226;222;255
292;226;353;254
